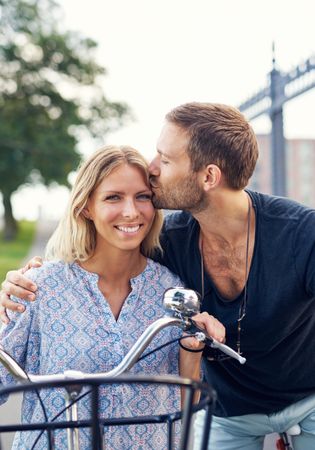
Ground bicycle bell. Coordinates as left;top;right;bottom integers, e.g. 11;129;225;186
163;287;201;318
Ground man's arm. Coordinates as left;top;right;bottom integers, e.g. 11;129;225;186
179;312;225;404
179;344;203;405
0;256;43;323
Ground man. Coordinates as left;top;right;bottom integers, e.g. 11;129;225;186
2;102;315;449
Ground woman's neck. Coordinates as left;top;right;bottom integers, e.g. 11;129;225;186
80;248;147;284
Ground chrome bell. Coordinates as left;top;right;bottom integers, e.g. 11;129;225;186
163;287;201;318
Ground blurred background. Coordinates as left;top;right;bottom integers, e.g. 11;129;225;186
1;0;315;300
1;0;315;232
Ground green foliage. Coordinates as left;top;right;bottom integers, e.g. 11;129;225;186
0;0;130;239
0;220;36;281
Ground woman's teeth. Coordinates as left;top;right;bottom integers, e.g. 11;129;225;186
116;225;140;233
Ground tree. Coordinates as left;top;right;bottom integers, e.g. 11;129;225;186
0;0;130;240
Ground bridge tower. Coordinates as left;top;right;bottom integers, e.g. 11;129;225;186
238;48;315;196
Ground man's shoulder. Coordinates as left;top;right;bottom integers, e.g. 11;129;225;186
249;190;315;222
157;211;199;270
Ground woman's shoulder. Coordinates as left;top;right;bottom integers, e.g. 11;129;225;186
25;260;68;284
146;258;184;287
8;261;69;312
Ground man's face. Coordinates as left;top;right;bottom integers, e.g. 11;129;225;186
149;122;207;212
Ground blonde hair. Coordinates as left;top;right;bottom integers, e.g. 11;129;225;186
46;145;163;262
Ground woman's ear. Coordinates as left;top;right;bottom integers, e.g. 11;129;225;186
82;208;92;221
202;164;222;191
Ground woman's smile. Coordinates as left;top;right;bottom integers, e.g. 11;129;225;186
115;224;143;234
85;164;155;252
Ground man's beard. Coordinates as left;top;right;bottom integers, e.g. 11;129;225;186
151;175;208;214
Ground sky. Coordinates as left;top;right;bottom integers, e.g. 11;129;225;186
60;0;315;156
7;0;315;220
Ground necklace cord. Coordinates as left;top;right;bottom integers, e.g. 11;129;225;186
199;194;252;356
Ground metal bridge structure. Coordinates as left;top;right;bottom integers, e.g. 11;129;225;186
238;50;315;196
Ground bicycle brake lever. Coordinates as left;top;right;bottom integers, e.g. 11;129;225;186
186;319;246;365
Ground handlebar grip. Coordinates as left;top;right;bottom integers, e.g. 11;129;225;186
184;319;204;336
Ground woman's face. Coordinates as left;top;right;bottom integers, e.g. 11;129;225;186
85;164;155;253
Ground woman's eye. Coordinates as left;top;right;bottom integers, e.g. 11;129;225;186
105;195;120;201
161;159;169;165
137;194;152;201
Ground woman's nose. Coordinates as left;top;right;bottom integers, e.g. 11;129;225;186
122;199;139;218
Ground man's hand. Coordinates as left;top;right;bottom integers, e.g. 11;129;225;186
179;312;225;403
181;312;226;351
0;256;43;324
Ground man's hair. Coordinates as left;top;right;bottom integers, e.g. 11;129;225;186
165;102;259;189
46;145;163;262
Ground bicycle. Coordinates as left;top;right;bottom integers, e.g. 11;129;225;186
0;287;243;450
275;426;300;450
0;287;296;450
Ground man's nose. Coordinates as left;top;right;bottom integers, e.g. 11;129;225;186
148;155;160;176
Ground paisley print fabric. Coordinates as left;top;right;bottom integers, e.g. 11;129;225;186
0;259;183;449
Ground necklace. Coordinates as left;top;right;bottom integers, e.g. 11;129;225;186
199;194;252;355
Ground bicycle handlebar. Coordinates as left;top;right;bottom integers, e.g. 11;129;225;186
1;317;183;384
0;287;246;385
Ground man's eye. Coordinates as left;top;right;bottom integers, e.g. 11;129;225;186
161;159;169;165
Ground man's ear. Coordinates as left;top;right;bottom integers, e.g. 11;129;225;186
202;164;222;191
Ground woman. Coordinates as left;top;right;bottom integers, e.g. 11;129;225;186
0;145;224;449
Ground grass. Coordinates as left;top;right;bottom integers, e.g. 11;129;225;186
0;221;36;283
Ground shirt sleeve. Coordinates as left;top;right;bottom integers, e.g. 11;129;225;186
293;210;315;297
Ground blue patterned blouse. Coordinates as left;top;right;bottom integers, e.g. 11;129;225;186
0;259;183;449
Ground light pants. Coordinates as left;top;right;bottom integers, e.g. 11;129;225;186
193;393;315;450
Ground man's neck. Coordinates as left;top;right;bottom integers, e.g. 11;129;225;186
193;189;252;246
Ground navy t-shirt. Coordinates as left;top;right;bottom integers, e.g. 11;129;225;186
155;190;315;416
